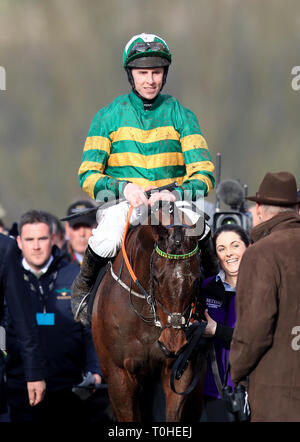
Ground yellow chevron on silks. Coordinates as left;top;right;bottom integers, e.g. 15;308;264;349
79;161;105;176
180;134;208;152
83;136;111;154
108;151;185;169
110;126;180;144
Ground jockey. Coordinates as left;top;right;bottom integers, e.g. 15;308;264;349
71;33;215;325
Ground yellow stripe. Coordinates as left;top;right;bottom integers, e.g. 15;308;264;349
110;126;180;144
82;173;104;199
108;151;184;169
83;136;111;154
78;161;105;175
181;134;208;152
81;172;212;198
186;161;215;175
118;177;185;190
123;174;212;192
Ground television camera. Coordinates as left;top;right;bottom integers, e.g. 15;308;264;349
212;153;253;233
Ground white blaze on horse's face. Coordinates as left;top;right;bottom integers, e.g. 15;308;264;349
175;271;182;279
175;269;194;281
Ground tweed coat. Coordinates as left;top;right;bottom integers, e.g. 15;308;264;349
229;211;300;422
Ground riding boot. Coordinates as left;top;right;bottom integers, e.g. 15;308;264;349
71;245;109;326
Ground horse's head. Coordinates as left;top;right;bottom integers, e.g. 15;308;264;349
150;200;202;252
148;201;202;354
117;201;204;354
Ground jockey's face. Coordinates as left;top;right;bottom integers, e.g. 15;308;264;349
131;67;164;100
215;231;247;280
17;222;53;272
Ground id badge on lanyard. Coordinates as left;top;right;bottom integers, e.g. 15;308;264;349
36;282;55;326
36;312;55;325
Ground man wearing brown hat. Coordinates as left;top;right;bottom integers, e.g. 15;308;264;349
229;171;300;422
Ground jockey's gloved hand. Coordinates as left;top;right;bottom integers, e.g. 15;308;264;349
124;183;148;207
147;189;176;206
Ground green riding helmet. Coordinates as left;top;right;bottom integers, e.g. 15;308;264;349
123;33;172;91
123;33;172;69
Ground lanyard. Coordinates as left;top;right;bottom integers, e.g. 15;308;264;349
23;270;58;313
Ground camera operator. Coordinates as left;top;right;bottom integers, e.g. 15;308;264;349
229;172;300;422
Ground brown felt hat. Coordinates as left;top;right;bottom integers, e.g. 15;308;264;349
247;172;300;206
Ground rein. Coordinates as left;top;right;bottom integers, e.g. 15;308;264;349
121;206;154;306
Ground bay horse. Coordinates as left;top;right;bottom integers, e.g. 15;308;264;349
91;201;207;422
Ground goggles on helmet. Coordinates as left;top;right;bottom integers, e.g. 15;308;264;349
125;40;171;68
128;42;170;58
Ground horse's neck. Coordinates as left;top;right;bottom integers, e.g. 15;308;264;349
125;224;154;274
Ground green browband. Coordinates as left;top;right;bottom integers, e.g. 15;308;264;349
155;244;199;260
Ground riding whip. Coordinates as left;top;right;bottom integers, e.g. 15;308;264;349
60;182;179;222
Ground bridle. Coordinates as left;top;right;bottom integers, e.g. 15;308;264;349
113;204;200;334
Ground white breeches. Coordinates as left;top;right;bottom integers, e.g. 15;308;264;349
88;200;205;258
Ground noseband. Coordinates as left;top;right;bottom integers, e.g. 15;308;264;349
155;244;199;260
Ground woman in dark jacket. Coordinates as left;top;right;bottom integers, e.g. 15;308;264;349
200;224;250;422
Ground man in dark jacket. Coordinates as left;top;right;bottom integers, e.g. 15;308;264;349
229;172;300;422
5;210;102;422
0;233;46;414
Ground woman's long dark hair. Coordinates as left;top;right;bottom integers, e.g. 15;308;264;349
212;223;251;253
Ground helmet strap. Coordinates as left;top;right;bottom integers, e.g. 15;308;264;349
162;66;169;89
126;68;135;89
